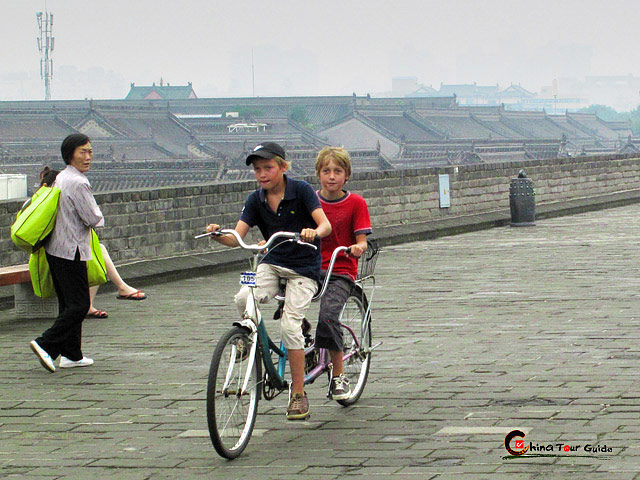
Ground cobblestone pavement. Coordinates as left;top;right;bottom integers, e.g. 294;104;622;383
2;205;640;479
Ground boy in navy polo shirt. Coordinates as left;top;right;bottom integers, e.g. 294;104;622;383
207;142;332;420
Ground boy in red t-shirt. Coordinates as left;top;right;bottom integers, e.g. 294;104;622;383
314;147;372;400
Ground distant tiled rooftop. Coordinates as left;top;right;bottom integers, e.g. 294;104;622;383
125;82;197;100
0;96;633;192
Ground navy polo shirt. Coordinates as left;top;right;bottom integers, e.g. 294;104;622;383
240;176;322;280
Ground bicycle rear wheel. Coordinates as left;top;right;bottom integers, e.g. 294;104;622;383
337;287;371;406
207;326;261;459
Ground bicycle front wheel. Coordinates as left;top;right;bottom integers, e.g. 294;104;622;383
207;326;261;459
338;287;371;406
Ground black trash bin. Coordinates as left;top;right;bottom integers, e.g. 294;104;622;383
509;174;535;227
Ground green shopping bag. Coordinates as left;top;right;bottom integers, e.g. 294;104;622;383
87;229;107;287
29;248;55;298
29;229;107;298
11;186;61;253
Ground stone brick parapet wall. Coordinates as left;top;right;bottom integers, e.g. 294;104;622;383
1;154;639;269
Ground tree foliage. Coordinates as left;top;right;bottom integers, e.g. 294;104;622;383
578;104;640;135
233;106;264;118
628;106;640;136
577;104;619;121
289;105;310;126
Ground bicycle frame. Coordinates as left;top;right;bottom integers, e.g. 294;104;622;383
251;295;365;395
302;321;362;384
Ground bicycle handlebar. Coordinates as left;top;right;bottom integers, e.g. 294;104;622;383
313;245;350;300
195;229;317;252
196;228;356;302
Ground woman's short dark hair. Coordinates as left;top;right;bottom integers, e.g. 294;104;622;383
60;133;90;164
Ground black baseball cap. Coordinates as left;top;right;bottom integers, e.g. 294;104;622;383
246;142;286;165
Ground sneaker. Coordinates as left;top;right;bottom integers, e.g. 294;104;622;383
59;356;94;368
286;392;310;420
330;374;351;400
30;340;55;373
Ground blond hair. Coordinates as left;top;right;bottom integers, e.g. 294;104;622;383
315;146;352;178
272;155;291;169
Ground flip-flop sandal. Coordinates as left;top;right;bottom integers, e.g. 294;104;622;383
116;290;147;301
86;309;109;319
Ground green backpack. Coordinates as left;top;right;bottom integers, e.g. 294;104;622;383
11;186;61;253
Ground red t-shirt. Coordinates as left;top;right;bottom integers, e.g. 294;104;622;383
317;190;372;280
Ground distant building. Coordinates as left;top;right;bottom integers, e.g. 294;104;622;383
0;94;632;191
554;75;640;112
406;85;439;97
499;84;536;106
403;81;585;112
125;81;197;100
405;82;509;106
437;83;500;106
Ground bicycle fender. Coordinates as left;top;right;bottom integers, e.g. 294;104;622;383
232;318;257;334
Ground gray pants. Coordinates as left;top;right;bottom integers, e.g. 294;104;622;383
315;273;353;351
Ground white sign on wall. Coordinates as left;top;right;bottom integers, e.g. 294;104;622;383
439;174;450;208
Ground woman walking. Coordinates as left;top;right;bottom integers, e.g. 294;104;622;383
30;133;104;372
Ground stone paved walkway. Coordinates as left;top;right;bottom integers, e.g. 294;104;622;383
2;204;640;479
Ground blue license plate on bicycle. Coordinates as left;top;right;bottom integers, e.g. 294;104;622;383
240;272;256;286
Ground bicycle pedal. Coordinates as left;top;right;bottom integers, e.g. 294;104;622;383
304;335;314;348
301;318;312;336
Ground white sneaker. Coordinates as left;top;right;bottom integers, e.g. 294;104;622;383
59;356;94;368
30;340;55;373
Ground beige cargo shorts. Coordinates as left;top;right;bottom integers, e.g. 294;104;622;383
234;263;317;350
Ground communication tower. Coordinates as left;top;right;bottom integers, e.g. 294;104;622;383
36;11;54;101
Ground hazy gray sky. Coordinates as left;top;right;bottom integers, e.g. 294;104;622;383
1;0;639;101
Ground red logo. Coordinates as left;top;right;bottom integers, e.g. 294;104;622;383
505;430;529;456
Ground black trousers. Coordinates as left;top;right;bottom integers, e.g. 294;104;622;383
36;250;90;361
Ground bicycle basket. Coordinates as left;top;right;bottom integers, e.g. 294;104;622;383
357;238;380;280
